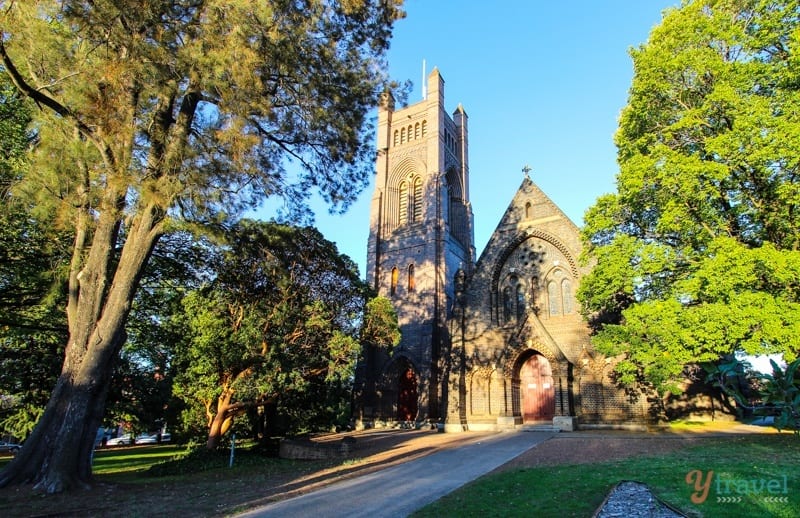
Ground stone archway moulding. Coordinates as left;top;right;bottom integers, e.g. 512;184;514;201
501;338;565;379
388;156;427;187
490;229;580;294
381;351;419;378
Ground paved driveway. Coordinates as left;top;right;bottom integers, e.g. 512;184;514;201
237;431;553;518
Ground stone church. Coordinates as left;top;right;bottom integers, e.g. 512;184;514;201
353;69;654;432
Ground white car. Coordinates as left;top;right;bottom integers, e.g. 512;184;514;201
135;434;158;445
105;434;132;446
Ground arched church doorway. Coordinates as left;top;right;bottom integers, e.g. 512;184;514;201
397;367;418;421
520;353;554;422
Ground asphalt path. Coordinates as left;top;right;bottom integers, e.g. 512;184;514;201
237;430;553;518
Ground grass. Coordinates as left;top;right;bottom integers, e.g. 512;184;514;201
1;432;798;517
412;435;800;518
667;418;784;433
92;445;186;478
0;443;340;517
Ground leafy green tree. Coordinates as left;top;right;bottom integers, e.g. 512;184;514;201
0;0;403;492
579;0;800;395
351;295;400;422
172;221;374;449
361;296;402;350
104;231;214;436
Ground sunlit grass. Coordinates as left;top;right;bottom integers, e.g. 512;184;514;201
92;445;186;475
668;419;781;433
0;445;186;474
412;435;800;518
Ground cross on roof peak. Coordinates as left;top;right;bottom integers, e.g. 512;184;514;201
522;164;532;179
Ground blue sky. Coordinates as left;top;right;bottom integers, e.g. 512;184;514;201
258;0;679;276
254;1;783;371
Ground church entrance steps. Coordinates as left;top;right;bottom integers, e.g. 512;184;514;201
518;424;561;433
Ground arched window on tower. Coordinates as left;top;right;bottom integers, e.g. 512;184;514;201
400;127;406;144
561;279;573;314
393;130;399;147
516;284;526;321
408;264;415;292
411;177;423;222
525;201;532;219
391;267;399;295
414;122;420;139
421;120;427;136
398;181;408;224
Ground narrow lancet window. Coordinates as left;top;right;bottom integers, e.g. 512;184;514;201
548;281;559;316
516;284;526;321
398;181;408;224
412;177;423;222
562;279;573;314
391;267;399;295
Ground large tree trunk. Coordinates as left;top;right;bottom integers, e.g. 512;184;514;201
0;335;122;492
0;208;163;493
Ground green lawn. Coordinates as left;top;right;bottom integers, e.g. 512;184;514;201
91;445;187;479
412;435;800;518
0;445;188;484
2;434;799;517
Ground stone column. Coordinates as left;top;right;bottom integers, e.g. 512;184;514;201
495;375;518;429
552;362;577;431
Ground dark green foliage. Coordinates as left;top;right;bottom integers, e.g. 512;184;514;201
361;296;402;350
143;446;262;477
707;357;800;433
171;220;397;446
0;75;68;438
104;231;215;434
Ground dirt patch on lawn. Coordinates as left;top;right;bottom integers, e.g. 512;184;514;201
494;423;777;472
495;431;702;472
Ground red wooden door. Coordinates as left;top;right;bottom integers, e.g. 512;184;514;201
397;368;418;421
520;354;554;422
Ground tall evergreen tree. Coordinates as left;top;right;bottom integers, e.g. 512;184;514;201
0;0;403;492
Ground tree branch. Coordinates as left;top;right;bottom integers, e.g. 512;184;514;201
222;395;277;416
0;39;116;171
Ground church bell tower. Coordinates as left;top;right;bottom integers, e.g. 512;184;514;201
356;68;475;426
